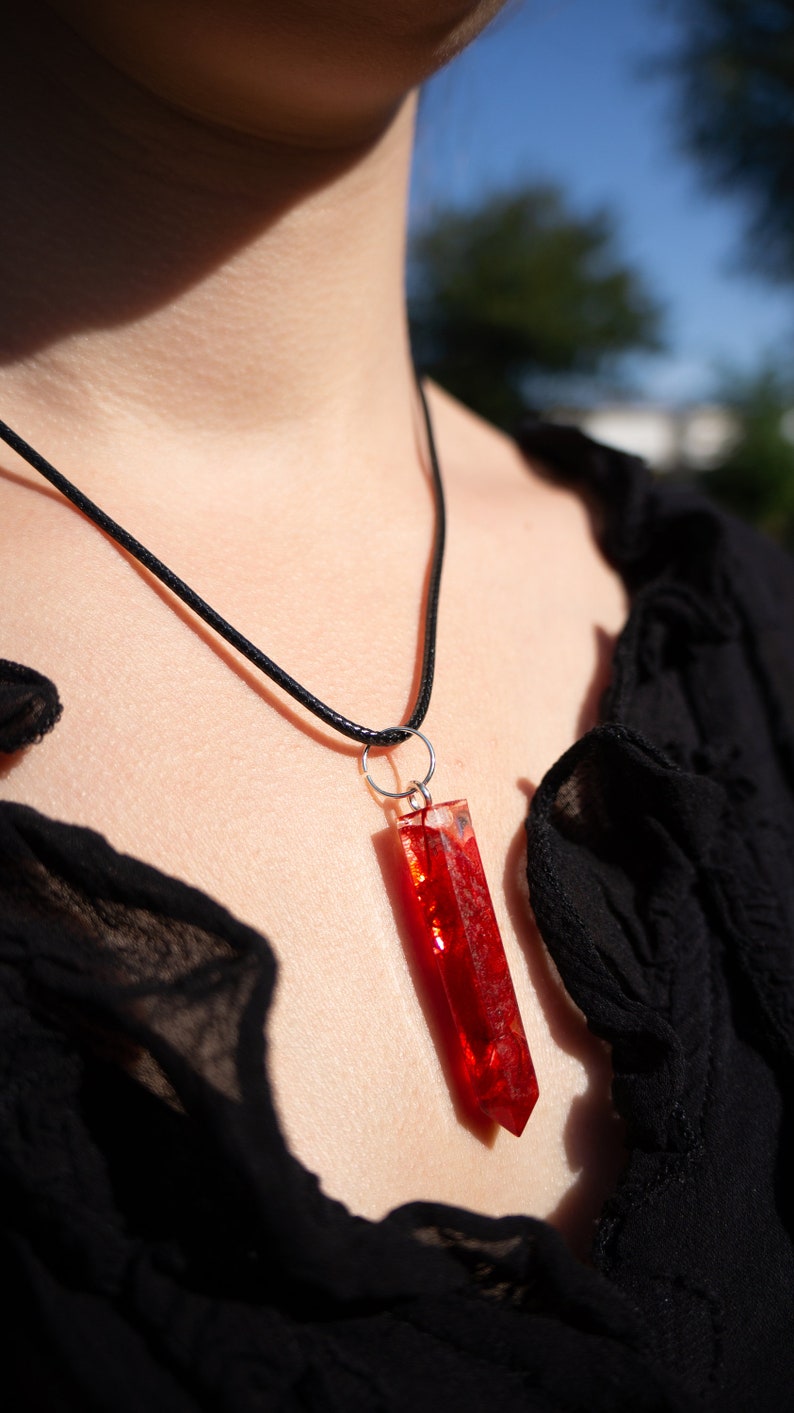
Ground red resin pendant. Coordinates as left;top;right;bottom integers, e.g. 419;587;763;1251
396;799;539;1137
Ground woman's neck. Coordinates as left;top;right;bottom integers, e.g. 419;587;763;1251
0;4;421;499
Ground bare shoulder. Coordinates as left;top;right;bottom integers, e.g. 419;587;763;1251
424;379;537;486
423;380;627;621
425;381;602;523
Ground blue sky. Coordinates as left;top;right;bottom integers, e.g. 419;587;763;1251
410;0;793;404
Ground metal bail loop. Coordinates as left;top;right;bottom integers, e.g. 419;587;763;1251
407;779;433;811
361;726;436;804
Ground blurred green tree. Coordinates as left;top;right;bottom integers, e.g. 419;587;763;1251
662;1;794;543
408;184;663;428
706;365;794;548
664;0;794;279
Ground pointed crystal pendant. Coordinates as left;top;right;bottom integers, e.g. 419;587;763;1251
397;799;539;1136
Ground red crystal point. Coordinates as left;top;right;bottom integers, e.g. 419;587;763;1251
396;799;539;1136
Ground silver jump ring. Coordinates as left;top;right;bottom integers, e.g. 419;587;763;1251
361;726;436;803
407;779;433;810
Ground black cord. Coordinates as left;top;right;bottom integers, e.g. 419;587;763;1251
0;382;445;748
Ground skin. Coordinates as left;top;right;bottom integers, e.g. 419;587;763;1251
0;1;628;1253
43;0;509;141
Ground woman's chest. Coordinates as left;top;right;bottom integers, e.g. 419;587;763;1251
0;467;629;1245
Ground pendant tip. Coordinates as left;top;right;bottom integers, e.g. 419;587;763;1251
481;1076;540;1137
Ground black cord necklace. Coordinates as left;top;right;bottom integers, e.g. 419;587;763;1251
0;388;539;1137
0;385;444;750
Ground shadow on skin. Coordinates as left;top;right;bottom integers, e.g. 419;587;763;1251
503;787;627;1259
499;616;630;1258
0;6;383;371
0;748;25;782
576;622;623;740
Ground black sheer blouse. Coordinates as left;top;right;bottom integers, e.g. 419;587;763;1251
2;426;793;1411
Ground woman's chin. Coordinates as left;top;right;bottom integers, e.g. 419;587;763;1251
39;0;509;144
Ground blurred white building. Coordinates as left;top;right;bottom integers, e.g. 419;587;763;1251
552;403;741;473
